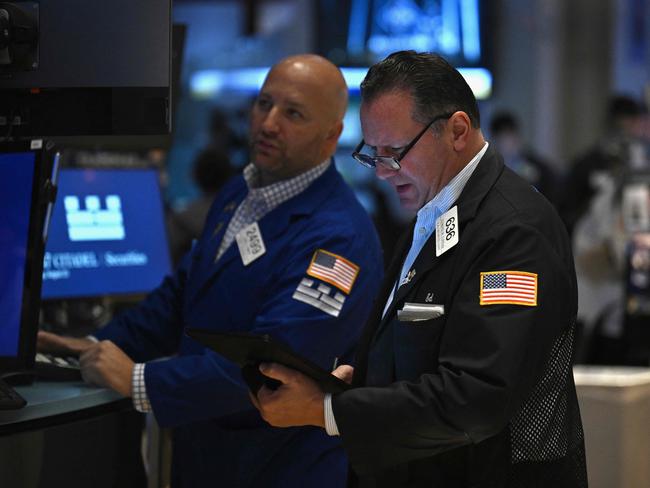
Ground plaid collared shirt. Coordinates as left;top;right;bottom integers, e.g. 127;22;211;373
132;363;151;412
216;159;331;260
131;158;331;414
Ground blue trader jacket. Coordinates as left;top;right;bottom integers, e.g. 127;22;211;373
95;163;383;487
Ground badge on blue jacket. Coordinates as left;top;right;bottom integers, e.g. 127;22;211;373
236;222;266;265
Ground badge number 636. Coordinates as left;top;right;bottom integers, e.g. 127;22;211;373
445;216;456;241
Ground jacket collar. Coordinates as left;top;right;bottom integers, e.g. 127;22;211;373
192;161;343;293
455;145;504;228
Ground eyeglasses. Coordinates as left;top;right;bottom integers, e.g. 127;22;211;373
352;113;453;171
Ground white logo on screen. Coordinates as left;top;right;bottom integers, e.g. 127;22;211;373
64;195;125;241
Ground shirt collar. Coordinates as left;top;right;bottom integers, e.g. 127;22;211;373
242;159;331;210
414;141;489;236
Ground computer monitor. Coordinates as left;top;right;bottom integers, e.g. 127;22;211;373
0;0;171;137
41;168;172;300
0;140;51;373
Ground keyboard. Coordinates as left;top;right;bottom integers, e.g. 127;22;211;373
0;377;26;410
34;353;83;381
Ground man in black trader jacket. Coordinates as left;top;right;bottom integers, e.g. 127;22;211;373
251;51;588;487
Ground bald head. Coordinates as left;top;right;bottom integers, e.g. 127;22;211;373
249;54;349;185
268;54;348;123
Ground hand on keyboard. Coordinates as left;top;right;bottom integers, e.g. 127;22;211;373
37;331;95;356
34;353;83;382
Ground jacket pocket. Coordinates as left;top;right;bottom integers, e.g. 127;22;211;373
393;315;445;381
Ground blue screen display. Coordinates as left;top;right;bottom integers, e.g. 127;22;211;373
0;152;35;357
347;0;483;65
41;169;172;299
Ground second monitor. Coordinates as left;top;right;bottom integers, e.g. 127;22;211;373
41;168;172;301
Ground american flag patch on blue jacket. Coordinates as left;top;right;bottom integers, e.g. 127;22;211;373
306;249;360;294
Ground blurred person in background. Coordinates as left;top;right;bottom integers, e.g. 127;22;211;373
560;95;649;236
568;95;650;363
207;106;251;167
167;147;235;264
489;111;561;206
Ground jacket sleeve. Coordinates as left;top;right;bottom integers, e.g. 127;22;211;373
144;225;383;427
332;221;576;473
93;180;239;358
93;250;190;361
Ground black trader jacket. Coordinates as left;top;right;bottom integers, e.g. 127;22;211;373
332;147;588;487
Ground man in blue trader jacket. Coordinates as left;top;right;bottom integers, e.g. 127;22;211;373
38;54;383;487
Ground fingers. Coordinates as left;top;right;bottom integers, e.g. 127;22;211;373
258;362;296;383
79;340;121;362
331;364;354;384
79;343;101;385
68;337;96;355
37;331;94;356
80;361;100;386
37;331;70;354
254;382;326;428
78;341;134;396
79;342;98;365
79;344;102;386
255;384;275;404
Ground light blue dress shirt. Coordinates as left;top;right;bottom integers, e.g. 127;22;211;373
384;141;490;317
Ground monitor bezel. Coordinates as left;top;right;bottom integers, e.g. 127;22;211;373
0;139;52;373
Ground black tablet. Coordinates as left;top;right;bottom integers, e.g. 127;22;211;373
185;328;351;394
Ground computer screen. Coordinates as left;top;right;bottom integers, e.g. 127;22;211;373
318;0;493;65
315;0;493;98
0;140;50;373
0;152;36;357
41;168;172;300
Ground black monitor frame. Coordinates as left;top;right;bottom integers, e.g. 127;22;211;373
0;139;55;373
0;0;172;138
